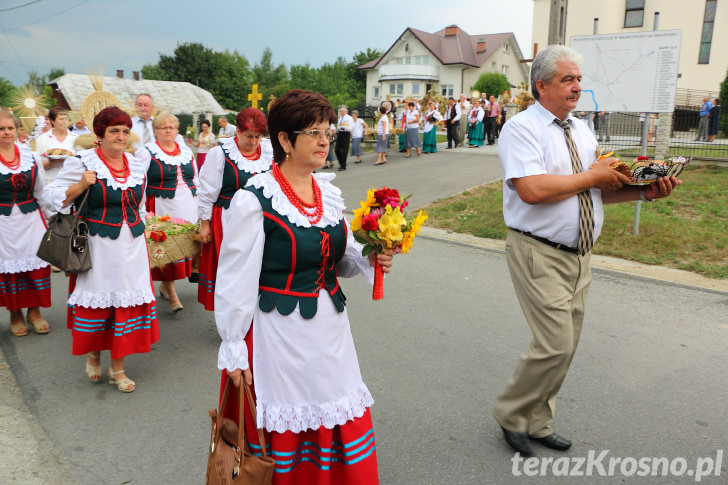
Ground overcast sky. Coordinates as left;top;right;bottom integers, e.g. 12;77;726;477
0;0;534;86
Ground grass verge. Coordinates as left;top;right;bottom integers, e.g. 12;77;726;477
424;164;728;279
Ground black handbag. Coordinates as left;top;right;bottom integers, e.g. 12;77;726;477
37;190;91;274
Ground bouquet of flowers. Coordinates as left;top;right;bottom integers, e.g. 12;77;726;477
145;213;200;268
185;126;197;143
351;187;428;300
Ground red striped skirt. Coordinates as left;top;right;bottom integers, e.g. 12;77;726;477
66;275;160;359
197;205;223;310
0;266;51;311
150;259;192;281
218;329;379;484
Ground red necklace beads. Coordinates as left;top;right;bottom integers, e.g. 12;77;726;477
0;145;20;170
156;141;180;156
96;148;129;183
272;163;323;224
236;137;262;160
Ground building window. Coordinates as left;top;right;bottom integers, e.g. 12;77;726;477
389;83;403;95
414;55;429;65
503;42;509;53
411;83;420;95
502;65;509;76
699;0;717;64
441;84;454;97
395;56;412;65
491;62;497;72
373;86;380;98
624;0;645;28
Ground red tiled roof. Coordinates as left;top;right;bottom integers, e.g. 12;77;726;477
358;26;515;70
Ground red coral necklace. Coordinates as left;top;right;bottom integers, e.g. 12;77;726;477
0;145;20;170
236;138;261;161
156;141;180;156
272;163;323;224
96;148;129;183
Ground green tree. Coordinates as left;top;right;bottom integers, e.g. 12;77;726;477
141;42;252;110
346;48;382;106
473;72;511;100
252;48;289;102
0;77;16;109
719;68;727;136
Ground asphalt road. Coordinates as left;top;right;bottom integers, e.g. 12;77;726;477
2;145;727;484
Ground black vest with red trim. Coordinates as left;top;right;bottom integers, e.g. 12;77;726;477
144;145;197;199
81;170;145;240
214;144;259;209
0;162;39;216
246;185;347;319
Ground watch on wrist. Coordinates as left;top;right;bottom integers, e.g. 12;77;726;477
640;188;655;203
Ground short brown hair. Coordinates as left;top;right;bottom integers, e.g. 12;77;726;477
267;90;336;163
235;108;266;135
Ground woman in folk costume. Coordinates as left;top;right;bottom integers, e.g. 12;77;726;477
43;107;158;393
422;101;443;153
215;90;395;484
468;99;485;147
196;108;272;311
135;113;198;312
0;110;51;336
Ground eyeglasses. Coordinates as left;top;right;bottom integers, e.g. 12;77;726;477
292;129;335;141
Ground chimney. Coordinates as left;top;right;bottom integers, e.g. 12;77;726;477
477;38;486;53
133;71;140;81
116;70;124;79
445;25;459;37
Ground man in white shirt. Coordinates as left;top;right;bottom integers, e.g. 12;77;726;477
493;44;681;457
70;119;91;135
218;117;236;138
457;94;470;147
334;106;354;171
130;93;155;154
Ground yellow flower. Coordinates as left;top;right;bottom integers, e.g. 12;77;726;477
351;188;377;232
377;205;406;248
400;210;428;254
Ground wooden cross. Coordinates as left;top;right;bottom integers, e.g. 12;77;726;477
248;84;262;109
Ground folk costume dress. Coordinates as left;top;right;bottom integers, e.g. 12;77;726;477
196;136;273;310
137;142;199;281
215;170;379;484
422;109;443;153
468;106;485;146
0;143;51;311
43;149;159;358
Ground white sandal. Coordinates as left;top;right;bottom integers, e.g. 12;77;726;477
108;369;136;393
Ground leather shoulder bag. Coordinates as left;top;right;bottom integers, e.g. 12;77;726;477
37;190;91;274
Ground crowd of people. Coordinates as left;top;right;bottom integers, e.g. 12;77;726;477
2;88;396;482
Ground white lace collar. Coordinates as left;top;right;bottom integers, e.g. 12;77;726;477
144;142;194;166
219;136;274;174
0;143;37;175
246;171;344;228
77;148;145;190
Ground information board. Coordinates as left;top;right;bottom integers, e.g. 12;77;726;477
570;30;682;113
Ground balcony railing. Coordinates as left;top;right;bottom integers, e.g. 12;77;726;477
378;64;439;81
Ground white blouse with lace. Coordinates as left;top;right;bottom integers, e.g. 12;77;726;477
42;149;154;308
196;137;273;221
215;171;376;434
0;143;50;274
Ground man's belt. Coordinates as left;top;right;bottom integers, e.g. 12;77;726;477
510;228;578;254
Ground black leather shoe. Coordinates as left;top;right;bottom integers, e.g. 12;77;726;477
338;167;346;171
530;433;572;451
501;427;533;456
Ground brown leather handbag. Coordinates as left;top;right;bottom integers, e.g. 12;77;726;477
36;190;91;274
206;377;275;485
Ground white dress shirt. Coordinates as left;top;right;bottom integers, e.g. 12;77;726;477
499;101;604;248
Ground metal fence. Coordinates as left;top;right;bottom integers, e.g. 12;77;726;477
576;109;726;161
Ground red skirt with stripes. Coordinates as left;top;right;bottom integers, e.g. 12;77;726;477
197;205;224;310
150;259;192;281
218;328;379;484
0;266;51;311
66;275;160;359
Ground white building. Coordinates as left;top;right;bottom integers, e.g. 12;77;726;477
530;0;726;96
358;25;530;106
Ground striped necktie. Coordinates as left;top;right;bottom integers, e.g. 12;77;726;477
554;119;594;255
142;119;151;144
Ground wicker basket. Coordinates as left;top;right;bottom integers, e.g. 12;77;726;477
147;231;200;268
